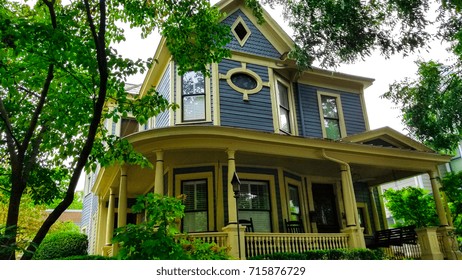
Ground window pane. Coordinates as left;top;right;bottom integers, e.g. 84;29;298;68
120;118;139;137
237;181;271;232
182;180;208;232
321;96;339;118
183;212;207;232
231;73;257;90
324;119;341;140
182;71;205;95
278;82;289;108
183;95;205;121
279;108;290;133
289;185;300;221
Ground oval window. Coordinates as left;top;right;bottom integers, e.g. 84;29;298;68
230;73;257;90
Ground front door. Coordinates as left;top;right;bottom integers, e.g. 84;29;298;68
312;183;340;233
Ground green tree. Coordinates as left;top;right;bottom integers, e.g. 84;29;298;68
381;2;462;153
113;193;229;260
0;0;231;260
441;172;462;237
382;186;439;228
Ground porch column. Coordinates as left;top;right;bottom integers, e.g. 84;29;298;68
340;164;356;227
227;149;237;223
428;171;448;226
105;187;116;245
118;165;128;228
154;150;164;195
369;187;382;231
340;164;366;248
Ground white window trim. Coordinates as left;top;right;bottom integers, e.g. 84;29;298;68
317;91;347;139
275;76;297;135
175;69;212;124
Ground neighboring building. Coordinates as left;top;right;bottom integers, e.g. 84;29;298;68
81;0;453;258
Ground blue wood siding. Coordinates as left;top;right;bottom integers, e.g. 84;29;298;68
341;93;366;135
296;84;323;138
156;64;171;128
221;9;281;59
219;60;273;132
296;84;366;137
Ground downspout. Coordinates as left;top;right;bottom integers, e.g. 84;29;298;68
321;149;358;227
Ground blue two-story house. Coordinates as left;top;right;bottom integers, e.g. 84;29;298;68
81;0;454;259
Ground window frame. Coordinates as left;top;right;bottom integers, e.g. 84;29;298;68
175;172;214;232
275;76;296;135
238;180;272;232
357;202;373;236
317;91;347;140
176;69;211;124
181;179;209;233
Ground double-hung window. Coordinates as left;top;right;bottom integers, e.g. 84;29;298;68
319;93;346;140
182;71;205;122
182;179;208;232
238;180;271;232
277;81;291;133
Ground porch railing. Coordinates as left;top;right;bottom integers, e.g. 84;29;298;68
178;232;229;248
244;233;350;259
382;244;421;260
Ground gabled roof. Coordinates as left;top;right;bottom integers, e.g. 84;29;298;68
139;0;374;96
216;0;294;55
341;126;434;152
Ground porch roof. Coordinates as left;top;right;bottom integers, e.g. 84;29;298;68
93;126;449;198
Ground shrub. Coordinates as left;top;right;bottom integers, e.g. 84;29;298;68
249;248;387;260
33;231;88;260
60;255;115;260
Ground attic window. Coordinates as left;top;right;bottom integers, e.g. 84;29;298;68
234;23;247;41
231;16;251;46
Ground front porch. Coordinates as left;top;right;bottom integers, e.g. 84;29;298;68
101;228;457;259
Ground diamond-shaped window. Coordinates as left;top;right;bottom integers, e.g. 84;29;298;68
232;16;251;47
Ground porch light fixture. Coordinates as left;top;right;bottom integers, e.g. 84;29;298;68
231;171;242;259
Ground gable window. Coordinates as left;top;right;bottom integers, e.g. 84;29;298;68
182;71;205;122
182;179;208;232
318;92;346;140
238;180;271;232
231;16;251;46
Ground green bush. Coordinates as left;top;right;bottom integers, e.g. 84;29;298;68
33;231;88;260
249;248;387;260
60;255;115;260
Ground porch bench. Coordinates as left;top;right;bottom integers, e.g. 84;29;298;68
368;226;417;248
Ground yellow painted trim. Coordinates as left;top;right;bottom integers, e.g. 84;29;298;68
216;162;224;229
274;75;298;135
169;61;176;127
231;16;251;47
222;66;264;101
95;199;106;254
377;187;389;229
357;202;373;236
284;176;306;232
359;88;370;131
277;168;288;221
212;63;221;125
238;172;278;232
174;171;215;232
175;67;212;124
317;91;347;139
268;68;279;133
